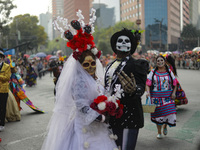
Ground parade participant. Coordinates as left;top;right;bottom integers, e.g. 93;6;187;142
6;89;21;122
0;50;11;131
146;55;177;139
25;62;37;87
41;9;118;150
104;28;149;150
48;60;63;95
9;61;44;113
165;55;188;106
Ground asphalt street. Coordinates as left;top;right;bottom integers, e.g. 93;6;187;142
0;69;200;150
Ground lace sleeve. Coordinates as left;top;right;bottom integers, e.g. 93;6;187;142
72;75;100;125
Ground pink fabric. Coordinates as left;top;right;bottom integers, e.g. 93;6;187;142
146;79;152;86
173;78;178;86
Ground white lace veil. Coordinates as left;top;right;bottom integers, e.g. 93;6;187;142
41;54;104;150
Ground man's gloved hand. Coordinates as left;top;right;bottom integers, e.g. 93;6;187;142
95;114;110;124
117;71;136;94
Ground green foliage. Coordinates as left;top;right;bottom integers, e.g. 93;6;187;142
181;24;200;49
0;0;16;30
8;14;48;52
93;21;137;54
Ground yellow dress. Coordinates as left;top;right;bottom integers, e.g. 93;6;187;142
6;90;21;122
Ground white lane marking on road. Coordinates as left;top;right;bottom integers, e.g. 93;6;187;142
6;133;46;145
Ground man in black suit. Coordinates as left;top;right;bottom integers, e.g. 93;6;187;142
104;28;149;150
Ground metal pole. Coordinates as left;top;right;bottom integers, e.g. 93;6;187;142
159;22;162;50
137;0;139;29
16;19;19;56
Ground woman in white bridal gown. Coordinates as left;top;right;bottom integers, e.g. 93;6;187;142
41;50;118;150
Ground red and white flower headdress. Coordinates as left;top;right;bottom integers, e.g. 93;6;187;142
53;9;101;60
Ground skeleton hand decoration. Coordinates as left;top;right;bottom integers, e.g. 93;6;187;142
117;71;136;94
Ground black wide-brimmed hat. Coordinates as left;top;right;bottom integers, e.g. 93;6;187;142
110;28;138;54
0;48;5;58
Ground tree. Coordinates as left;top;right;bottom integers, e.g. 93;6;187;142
181;24;200;49
93;20;137;54
8;14;48;53
0;0;16;30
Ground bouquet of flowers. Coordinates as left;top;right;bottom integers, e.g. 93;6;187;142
90;84;124;119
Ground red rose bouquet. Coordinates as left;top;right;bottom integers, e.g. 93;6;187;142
90;84;124;119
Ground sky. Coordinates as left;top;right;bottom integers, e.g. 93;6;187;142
10;0;50;18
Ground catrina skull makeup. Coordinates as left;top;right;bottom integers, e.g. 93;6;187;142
156;57;165;67
81;56;96;76
116;35;131;52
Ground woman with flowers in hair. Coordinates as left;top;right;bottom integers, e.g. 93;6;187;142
146;55;177;139
41;9;118;150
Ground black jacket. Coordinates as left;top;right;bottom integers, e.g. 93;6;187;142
105;56;149;129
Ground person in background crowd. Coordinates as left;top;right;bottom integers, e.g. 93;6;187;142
146;55;177;139
0;50;11;132
25;62;37;87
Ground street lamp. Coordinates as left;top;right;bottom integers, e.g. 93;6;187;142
136;0;141;29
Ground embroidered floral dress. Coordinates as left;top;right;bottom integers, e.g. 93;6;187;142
146;69;178;126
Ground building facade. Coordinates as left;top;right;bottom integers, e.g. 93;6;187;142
120;0;190;51
63;0;93;23
92;3;115;29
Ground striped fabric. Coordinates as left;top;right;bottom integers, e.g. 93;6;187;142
151;90;173;98
151;103;176;118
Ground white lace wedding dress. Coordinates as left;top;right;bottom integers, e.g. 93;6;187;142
41;55;118;150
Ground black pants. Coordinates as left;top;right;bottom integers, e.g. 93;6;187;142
112;127;139;150
0;93;8;126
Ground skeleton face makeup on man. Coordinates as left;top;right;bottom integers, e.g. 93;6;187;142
116;35;131;52
81;56;96;76
156;57;165;68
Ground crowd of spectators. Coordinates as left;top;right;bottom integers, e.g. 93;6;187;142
100;51;200;71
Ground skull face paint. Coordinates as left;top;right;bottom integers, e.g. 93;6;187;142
156;57;165;67
81;56;96;76
116;35;131;52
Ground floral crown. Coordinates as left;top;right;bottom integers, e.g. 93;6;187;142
53;9;101;60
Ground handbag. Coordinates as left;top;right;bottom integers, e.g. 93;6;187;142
142;96;156;113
